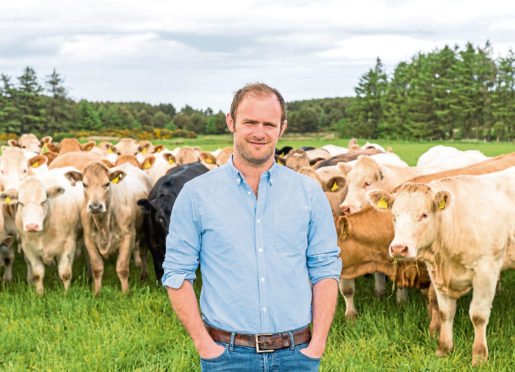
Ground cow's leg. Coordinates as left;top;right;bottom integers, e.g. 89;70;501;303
84;234;103;297
137;236;148;281
24;249;45;296
1;246;15;283
396;287;408;303
469;267;499;365
23;253;34;285
57;238;76;293
435;291;456;357
339;278;357;320
427;283;440;337
116;233;133;295
373;272;386;297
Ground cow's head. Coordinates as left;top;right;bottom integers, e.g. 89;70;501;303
0;177;64;232
367;183;451;260
65;161;126;214
0;147;47;191
340;156;385;215
8;134;42;154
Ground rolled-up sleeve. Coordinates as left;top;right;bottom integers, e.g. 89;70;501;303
162;185;201;289
306;185;342;284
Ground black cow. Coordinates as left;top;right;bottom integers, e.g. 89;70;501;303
137;162;209;281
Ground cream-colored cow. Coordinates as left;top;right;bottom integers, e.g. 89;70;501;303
65;161;151;296
0;172;83;295
368;167;515;365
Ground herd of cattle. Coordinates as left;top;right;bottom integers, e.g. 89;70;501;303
0;134;513;365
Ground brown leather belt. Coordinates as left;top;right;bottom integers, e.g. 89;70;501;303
207;326;311;353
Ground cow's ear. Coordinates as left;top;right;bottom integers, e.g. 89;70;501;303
433;190;451;212
153;144;164;153
101;159;115;168
137;199;152;214
199;151;216;166
336;216;350;239
0;190;18;205
28;155;47;169
276;155;285;165
64;170;83;186
298;167;325;190
47;186;65;199
8;140;19;148
138;142;152;154
40;136;52;145
327;176;346;193
109;170;126;184
44;151;58;165
367;190;394;211
163;153;176;165
337;162;352;176
106;143;116;154
141;156;156;170
81;141;96;152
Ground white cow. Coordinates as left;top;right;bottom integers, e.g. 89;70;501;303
416;145;488;173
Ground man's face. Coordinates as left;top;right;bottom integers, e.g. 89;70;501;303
227;93;287;167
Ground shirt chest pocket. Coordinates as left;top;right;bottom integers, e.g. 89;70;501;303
273;212;309;255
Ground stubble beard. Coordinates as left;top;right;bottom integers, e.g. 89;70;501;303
235;140;275;166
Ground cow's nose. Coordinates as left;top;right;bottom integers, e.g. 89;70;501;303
89;202;104;214
340;205;352;215
390;244;409;258
25;223;40;232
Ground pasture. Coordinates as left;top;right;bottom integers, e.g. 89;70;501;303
0;138;514;371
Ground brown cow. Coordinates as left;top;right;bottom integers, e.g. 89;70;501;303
335;207;440;334
49;151;108;171
8;134;52;154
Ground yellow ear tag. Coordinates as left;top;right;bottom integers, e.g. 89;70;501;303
206;158;213;164
377;198;388;209
142;148;147;154
155;147;161;153
168;158;175;165
279;152;285;157
43;143;47;149
277;159;284;165
439;199;445;210
32;161;39;168
5;196;12;204
108;148;113;154
112;176;119;184
331;182;339;191
144;162;151;169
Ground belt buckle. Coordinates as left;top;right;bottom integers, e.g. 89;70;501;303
255;333;274;353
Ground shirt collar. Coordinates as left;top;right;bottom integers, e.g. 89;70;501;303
227;155;278;187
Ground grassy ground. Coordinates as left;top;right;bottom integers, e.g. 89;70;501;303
0;139;514;371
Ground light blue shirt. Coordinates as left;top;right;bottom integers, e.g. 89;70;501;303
162;157;341;334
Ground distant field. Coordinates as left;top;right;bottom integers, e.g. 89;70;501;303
0;138;514;371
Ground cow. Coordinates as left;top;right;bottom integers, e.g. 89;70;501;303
64;161;151;296
174;146;199;165
279;149;310;171
335;207;440;334
340;155;422;215
416;145;489;173
140;153;178;186
367;167;515;365
49;151;109;171
216;147;233;166
0;172;83;295
0;204;14;283
137;162;209;281
45;138;96;154
8;134;52;154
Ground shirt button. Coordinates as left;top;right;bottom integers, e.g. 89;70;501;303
258;248;263;253
257;219;261;223
262;307;267;312
248;191;251;195
261;277;265;282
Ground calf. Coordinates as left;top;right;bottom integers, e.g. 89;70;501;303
368;168;515;365
0;174;83;295
65;161;151;296
137;163;209;281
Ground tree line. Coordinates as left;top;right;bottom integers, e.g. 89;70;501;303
0;67;349;138
340;42;514;141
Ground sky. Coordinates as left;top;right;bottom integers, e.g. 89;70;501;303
1;0;514;113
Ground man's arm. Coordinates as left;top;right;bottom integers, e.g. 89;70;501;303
166;281;225;358
299;278;338;358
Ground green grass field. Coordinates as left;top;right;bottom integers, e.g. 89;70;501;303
0;138;514;371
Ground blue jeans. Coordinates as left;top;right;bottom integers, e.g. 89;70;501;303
200;341;320;372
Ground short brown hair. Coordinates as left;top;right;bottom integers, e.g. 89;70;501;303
230;83;287;124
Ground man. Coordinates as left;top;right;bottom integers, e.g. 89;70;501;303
162;83;341;371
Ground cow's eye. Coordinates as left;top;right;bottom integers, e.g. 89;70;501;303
419;213;428;221
117;152;121;155
41;201;47;206
364;181;371;188
83;183;89;189
23;169;27;174
103;183;110;189
22;146;26;149
393;216;397;223
134;152;138;156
